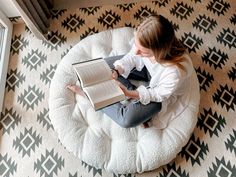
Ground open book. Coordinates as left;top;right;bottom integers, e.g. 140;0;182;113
72;58;126;110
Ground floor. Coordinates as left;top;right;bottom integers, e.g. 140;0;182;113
53;0;154;9
1;0;236;177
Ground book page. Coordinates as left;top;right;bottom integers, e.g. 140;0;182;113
73;59;112;87
83;80;125;110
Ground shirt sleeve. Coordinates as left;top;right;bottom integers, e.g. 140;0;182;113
137;67;181;105
113;44;144;78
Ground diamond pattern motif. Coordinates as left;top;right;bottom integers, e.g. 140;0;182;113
0;154;17;177
216;28;236;49
134;6;156;20
208;157;236;177
6;69;25;92
170;2;194;20
43;31;67;51
11;35;29;55
180;135;209;166
22;49;47;70
98;10;121;28
62;14;85;32
192;14;217;33
0;108;21;135
13;127;42;157
201;47;228;69
34;149;64;177
213;85;236;111
206;0;230;16
197;108;226;137
17;85;45;110
181;32;203;53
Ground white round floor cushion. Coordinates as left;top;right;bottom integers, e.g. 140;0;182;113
49;27;200;174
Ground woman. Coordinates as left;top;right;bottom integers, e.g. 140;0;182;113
68;14;194;128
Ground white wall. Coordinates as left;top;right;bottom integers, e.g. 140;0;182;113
0;0;19;17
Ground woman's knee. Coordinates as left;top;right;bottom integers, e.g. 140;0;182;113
117;111;140;128
118;120;136;128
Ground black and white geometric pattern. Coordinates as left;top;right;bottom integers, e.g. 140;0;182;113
0;154;17;177
11;35;29;55
181;32;203;53
206;0;230;16
0;108;21;135
192;14;217;34
197;108;226;137
170;2;194;20
201;47;228;69
13;127;42;157
17;85;45;110
6;69;25;91
62;14;85;32
34;149;64;177
98;10;121;28
1;0;236;176
217;28;236;49
180;134;209;166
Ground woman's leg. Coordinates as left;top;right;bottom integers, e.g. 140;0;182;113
101;70;161;128
127;67;151;82
102;101;161;128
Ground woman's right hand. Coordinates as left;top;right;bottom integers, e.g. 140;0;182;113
111;66;123;80
111;69;119;80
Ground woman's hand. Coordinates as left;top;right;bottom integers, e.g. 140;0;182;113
116;81;128;95
116;81;140;100
66;84;86;97
111;66;124;80
111;69;119;80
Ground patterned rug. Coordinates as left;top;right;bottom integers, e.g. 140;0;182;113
1;0;236;176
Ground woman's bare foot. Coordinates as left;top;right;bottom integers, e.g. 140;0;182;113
67;84;85;96
141;119;152;128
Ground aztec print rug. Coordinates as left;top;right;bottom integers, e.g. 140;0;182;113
1;0;236;176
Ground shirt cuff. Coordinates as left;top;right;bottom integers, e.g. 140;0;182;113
113;60;130;78
136;85;151;105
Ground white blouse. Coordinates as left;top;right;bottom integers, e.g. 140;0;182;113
113;44;194;118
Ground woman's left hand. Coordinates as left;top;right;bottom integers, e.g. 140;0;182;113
116;81;139;100
116;81;128;95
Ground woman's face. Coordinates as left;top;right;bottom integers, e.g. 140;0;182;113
134;34;154;58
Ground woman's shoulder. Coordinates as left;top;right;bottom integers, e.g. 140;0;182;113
162;53;193;76
178;52;194;76
182;52;192;61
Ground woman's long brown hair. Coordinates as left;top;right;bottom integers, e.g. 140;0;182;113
136;15;186;71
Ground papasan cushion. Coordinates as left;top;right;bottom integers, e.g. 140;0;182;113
49;27;200;174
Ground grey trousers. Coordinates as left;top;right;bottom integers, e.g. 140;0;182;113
101;56;162;128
